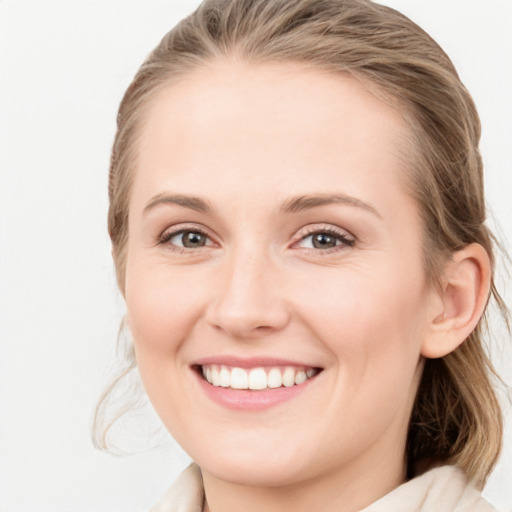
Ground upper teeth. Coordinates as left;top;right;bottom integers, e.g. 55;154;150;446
201;365;317;390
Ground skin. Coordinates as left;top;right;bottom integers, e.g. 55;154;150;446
123;61;484;512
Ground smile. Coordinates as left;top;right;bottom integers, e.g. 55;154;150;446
199;364;320;391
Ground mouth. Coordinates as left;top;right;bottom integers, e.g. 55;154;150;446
193;363;322;391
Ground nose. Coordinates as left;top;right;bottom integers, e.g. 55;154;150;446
205;248;290;339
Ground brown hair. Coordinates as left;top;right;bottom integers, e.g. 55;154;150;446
100;0;508;487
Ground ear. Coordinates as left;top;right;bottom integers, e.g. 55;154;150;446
421;243;491;359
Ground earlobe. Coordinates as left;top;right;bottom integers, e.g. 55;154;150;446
421;243;491;359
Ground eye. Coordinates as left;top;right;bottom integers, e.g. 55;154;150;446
159;229;214;249
295;228;355;251
305;232;339;249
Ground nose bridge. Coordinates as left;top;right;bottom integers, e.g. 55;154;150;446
206;241;289;338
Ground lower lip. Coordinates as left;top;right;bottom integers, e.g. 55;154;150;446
193;369;318;411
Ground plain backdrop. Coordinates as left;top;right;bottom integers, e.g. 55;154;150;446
0;1;511;511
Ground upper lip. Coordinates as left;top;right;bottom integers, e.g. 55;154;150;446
193;355;322;369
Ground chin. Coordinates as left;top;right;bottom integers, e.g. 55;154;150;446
190;433;325;488
201;456;311;487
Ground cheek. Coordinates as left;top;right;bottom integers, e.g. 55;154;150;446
123;260;209;425
124;258;207;356
296;264;428;374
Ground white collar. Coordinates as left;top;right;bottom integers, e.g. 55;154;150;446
150;463;497;512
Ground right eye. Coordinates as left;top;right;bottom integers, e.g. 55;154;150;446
159;229;214;250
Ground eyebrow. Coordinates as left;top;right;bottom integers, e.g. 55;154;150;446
280;193;382;218
143;194;214;215
143;192;381;218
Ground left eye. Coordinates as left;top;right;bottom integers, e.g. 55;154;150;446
164;230;212;248
297;231;354;250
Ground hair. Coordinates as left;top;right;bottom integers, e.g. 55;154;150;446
97;0;509;487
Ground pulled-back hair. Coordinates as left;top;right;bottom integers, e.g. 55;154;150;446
99;0;508;487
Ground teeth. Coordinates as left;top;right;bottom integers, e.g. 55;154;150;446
219;367;230;387
200;364;318;390
295;370;307;385
248;368;267;390
282;367;295;387
231;367;249;389
267;368;282;388
211;366;220;386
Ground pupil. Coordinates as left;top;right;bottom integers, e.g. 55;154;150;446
313;233;336;249
182;232;205;248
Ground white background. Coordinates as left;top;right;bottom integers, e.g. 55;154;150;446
0;1;511;510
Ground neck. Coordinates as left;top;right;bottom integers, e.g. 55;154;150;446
201;451;407;512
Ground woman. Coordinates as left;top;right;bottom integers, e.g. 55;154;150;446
97;0;509;510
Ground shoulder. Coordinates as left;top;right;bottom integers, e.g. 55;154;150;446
149;463;204;512
362;465;498;512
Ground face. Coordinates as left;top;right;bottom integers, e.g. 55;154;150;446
124;61;438;490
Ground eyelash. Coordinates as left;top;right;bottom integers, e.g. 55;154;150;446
157;225;214;253
157;225;355;254
292;226;355;254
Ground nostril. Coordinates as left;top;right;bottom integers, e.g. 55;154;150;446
255;325;274;332
206;308;290;339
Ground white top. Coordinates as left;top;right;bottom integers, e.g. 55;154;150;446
150;463;498;512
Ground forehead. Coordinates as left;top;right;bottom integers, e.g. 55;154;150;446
132;60;414;212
